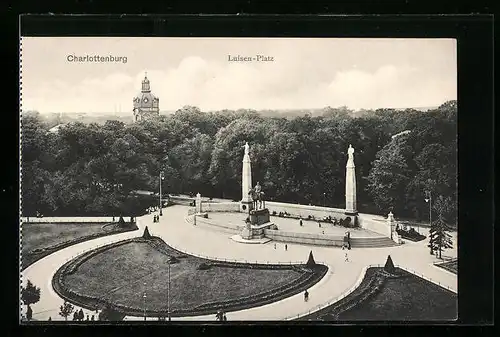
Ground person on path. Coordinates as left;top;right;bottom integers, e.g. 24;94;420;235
285;244;288;251
274;243;276;249
91;315;95;321
304;290;309;302
345;252;349;262
223;313;227;321
86;314;89;321
299;219;303;226
318;222;321;228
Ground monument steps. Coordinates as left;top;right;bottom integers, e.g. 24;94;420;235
350;237;398;248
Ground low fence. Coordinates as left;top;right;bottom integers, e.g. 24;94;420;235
357;213;390;237
20;217;118;223
266;201;346;220
263;229;345;247
169;196;195;206
191;216;241;234
201;202;240;213
283;263;457;320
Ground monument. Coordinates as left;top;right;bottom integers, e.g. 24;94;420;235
233;143;276;244
345;144;358;215
240;142;253;213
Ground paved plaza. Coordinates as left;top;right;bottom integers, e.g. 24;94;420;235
206;212;382;237
21;205;457;321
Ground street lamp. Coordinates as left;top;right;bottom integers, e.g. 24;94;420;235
168;261;171;321
159;171;165;216
323;192;326;207
425;191;432;235
143;282;147;321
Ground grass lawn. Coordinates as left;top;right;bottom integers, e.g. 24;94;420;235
300;267;457;321
22;222;136;270
58;238;326;316
435;259;458;275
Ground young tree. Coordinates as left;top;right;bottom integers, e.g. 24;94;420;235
59;301;74;321
429;195;454;259
21;280;41;320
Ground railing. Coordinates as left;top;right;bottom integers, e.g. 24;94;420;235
20;217;118;223
396;265;457;294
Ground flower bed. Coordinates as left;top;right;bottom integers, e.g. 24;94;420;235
396;227;426;242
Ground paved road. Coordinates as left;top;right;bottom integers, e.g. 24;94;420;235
21;205;457;321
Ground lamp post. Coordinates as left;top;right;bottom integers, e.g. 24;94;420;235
323;192;326;207
159;171;165;216
425;191;432;235
168;261;171;321
143;282;147;321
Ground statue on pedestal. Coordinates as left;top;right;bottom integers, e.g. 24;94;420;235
248;181;265;210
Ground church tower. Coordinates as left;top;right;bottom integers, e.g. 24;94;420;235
133;72;160;122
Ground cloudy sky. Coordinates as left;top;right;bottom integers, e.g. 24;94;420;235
21;37;456;114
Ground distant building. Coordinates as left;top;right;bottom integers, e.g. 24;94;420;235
391;130;411;139
133;72;160;122
48;124;65;134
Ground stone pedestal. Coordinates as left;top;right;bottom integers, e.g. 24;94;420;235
387;211;396;239
249;208;270;226
195;193;202;213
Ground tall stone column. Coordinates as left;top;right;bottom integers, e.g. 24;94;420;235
241;142;253;213
345;144;358;215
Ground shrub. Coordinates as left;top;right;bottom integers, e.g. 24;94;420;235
169;256;180;264
142;226;152;239
197;262;212;270
343;217;352;227
306;251;316;267
383;255;396;274
98;305;125;321
272;211;277;216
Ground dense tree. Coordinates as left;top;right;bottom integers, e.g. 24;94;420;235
59;301;74;321
428;195;454;259
20;101;456;223
21;280;40;320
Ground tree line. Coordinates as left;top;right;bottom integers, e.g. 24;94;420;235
21;101;457;225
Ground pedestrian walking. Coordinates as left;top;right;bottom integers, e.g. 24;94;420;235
345;252;349;262
322;230;324;234
223;313;227;321
285;244;288;251
274;243;276;249
318;222;321;228
299;219;303;226
304;290;309;302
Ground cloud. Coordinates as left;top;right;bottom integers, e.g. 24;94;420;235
22;57;456;113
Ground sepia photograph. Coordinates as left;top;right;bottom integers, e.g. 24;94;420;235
20;36;458;322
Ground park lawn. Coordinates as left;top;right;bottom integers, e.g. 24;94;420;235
22;222;134;270
63;241;306;313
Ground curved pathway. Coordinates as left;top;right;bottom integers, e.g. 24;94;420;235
21;205;457;321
